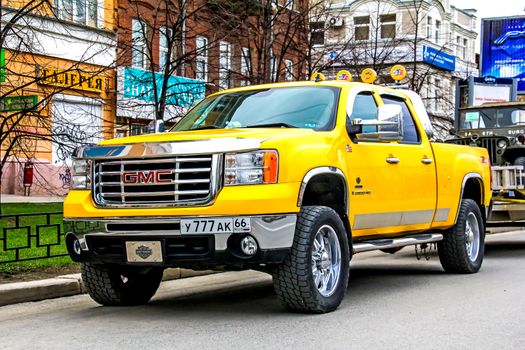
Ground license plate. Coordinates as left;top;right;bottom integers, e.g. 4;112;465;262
180;217;251;234
125;241;163;263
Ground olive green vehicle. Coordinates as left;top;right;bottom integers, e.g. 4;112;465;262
447;102;525;224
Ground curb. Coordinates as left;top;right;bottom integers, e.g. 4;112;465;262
0;268;216;307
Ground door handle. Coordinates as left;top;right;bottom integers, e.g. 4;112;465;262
421;157;433;165
386;157;400;164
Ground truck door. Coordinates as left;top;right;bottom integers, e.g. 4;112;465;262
378;93;437;232
345;90;408;238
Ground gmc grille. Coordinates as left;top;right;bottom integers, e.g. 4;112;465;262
92;155;220;207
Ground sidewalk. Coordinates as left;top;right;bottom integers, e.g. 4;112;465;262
0;194;65;203
0;268;220;307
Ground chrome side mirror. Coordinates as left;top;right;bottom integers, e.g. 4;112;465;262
351;104;403;141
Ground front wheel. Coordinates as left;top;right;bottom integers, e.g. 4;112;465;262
272;206;350;313
438;199;485;273
81;263;163;306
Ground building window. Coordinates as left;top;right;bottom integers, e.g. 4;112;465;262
57;0;98;27
159;26;172;72
435;20;441;44
426;16;432;39
433;78;441;112
456;35;467;60
219;41;231;89
195;36;208;81
311;22;325;45
52;95;102;166
132;19;149;69
426;77;432;108
285;59;294;81
380;14;396;39
240;47;251;86
270;48;276;81
354;16;370;40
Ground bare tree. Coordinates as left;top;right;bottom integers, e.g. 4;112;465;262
203;0;311;86
1;0;116;197
310;0;470;136
115;0;216;124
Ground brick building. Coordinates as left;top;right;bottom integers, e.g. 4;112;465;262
114;0;310;136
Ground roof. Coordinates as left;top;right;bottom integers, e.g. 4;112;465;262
211;80;412;98
460;101;525;110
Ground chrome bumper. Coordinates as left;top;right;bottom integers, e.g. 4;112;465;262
64;214;297;261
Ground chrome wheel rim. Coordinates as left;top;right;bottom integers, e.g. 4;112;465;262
465;212;480;262
311;225;342;297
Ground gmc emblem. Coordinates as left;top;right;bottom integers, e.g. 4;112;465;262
122;170;172;184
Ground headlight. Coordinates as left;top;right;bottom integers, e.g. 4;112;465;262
224;150;278;185
497;139;507;149
71;159;91;190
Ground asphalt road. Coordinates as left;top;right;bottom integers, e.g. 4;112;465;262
1;232;525;350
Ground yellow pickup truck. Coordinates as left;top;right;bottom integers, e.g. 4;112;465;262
64;79;492;313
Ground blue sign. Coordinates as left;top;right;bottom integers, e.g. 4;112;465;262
481;17;525;92
123;67;205;108
422;45;456;71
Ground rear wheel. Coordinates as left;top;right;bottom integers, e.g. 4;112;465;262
81;263;163;306
438;199;485;273
272;206;350;313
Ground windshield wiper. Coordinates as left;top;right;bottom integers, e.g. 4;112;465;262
246;123;298;128
191;125;221;130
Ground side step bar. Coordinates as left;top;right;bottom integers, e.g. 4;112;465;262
353;233;444;254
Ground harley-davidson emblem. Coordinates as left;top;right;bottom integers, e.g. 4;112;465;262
136;245;153;259
122;170;172;184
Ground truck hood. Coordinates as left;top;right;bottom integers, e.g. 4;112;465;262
82;128;318;158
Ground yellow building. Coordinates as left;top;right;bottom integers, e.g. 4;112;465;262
1;0;117;195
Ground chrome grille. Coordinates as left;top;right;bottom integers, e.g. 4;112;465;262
92;155;220;207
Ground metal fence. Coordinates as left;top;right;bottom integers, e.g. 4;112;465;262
0;212;67;264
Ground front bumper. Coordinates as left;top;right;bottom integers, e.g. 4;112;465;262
64;214;296;268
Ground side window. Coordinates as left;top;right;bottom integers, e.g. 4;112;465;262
349;92;378;135
381;95;420;143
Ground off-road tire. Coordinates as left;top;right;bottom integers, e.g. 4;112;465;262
272;206;350;313
81;263;163;306
438;199;485;273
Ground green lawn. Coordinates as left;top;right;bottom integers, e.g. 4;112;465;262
0;202;75;275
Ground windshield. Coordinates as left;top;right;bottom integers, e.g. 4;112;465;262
459;106;525;130
171;86;340;132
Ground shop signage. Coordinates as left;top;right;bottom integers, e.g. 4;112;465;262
0;48;5;83
422;45;456;71
0;95;38;112
117;67;205;120
122;67;205;108
37;67;105;93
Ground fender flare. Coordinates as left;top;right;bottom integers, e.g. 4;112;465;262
455;172;485;224
297;166;349;214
